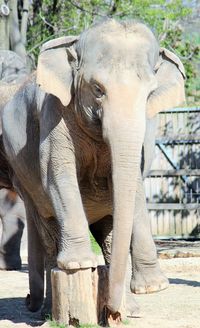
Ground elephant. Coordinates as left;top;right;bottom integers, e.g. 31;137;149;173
0;50;28;270
0;189;26;270
0;50;28;113
1;19;185;315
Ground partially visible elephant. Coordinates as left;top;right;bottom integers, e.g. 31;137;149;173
1;19;185;315
0;50;28;112
0;50;28;270
0;189;26;270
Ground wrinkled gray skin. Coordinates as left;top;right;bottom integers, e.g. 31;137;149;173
0;50;27;270
1;20;185;315
0;190;26;270
0;50;28;84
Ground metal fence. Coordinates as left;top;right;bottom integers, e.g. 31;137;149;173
146;107;200;239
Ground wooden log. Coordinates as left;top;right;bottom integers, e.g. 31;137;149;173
51;265;126;327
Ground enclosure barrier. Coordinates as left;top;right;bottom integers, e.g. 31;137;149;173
146;107;200;239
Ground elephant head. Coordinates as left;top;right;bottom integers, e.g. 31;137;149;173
36;19;185;313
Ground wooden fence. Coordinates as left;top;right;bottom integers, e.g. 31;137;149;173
146;107;200;239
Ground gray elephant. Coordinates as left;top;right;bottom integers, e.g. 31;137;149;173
0;189;26;270
0;50;28;113
1;19;185;315
0;50;28;270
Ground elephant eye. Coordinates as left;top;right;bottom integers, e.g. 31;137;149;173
91;82;105;99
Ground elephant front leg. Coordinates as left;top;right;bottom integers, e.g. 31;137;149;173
130;174;169;294
46;170;96;270
54;187;96;270
40;112;95;271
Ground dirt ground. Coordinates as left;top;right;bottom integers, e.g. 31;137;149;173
0;241;200;328
132;257;200;328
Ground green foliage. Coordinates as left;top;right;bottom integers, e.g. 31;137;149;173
122;319;130;325
163;26;200;99
48;318;99;327
48;319;66;328
26;0;199;104
90;232;102;255
79;325;99;328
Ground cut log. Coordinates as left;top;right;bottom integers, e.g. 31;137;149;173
51;265;126;327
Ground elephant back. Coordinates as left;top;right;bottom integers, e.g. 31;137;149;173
0;51;29;190
0;50;29;113
0;50;28;83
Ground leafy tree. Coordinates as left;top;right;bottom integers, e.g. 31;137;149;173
1;0;199;103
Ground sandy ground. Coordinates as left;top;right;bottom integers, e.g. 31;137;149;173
0;222;200;327
0;255;200;328
132;257;200;328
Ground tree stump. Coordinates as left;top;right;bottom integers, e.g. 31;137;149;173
51;265;126;327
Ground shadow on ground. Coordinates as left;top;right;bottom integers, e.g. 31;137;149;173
0;298;44;326
169;278;200;287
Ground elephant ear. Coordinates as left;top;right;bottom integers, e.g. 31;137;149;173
36;36;79;107
147;48;186;118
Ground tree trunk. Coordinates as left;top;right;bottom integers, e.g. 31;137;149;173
21;0;30;46
0;0;10;50
9;0;26;61
51;265;126;326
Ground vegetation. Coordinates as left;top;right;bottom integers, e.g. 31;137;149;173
90;233;102;255
48;318;99;327
48;319;66;328
26;0;199;103
1;0;199;101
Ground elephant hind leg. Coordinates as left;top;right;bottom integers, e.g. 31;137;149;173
39;217;59;317
90;215;113;265
41;253;57;318
90;216;140;316
0;136;14;190
25;199;44;312
130;173;169;294
0;213;24;270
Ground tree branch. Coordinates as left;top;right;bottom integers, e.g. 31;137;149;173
27;26;76;54
0;0;10;50
39;11;57;31
167;45;195;60
69;0;107;17
21;0;30;45
9;0;27;61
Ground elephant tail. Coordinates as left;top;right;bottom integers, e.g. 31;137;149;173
0;134;14;190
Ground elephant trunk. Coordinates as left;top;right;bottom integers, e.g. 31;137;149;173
103;109;146;313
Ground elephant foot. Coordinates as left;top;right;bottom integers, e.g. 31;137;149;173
0;252;22;270
57;244;97;270
131;263;169;294
25;293;44;312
